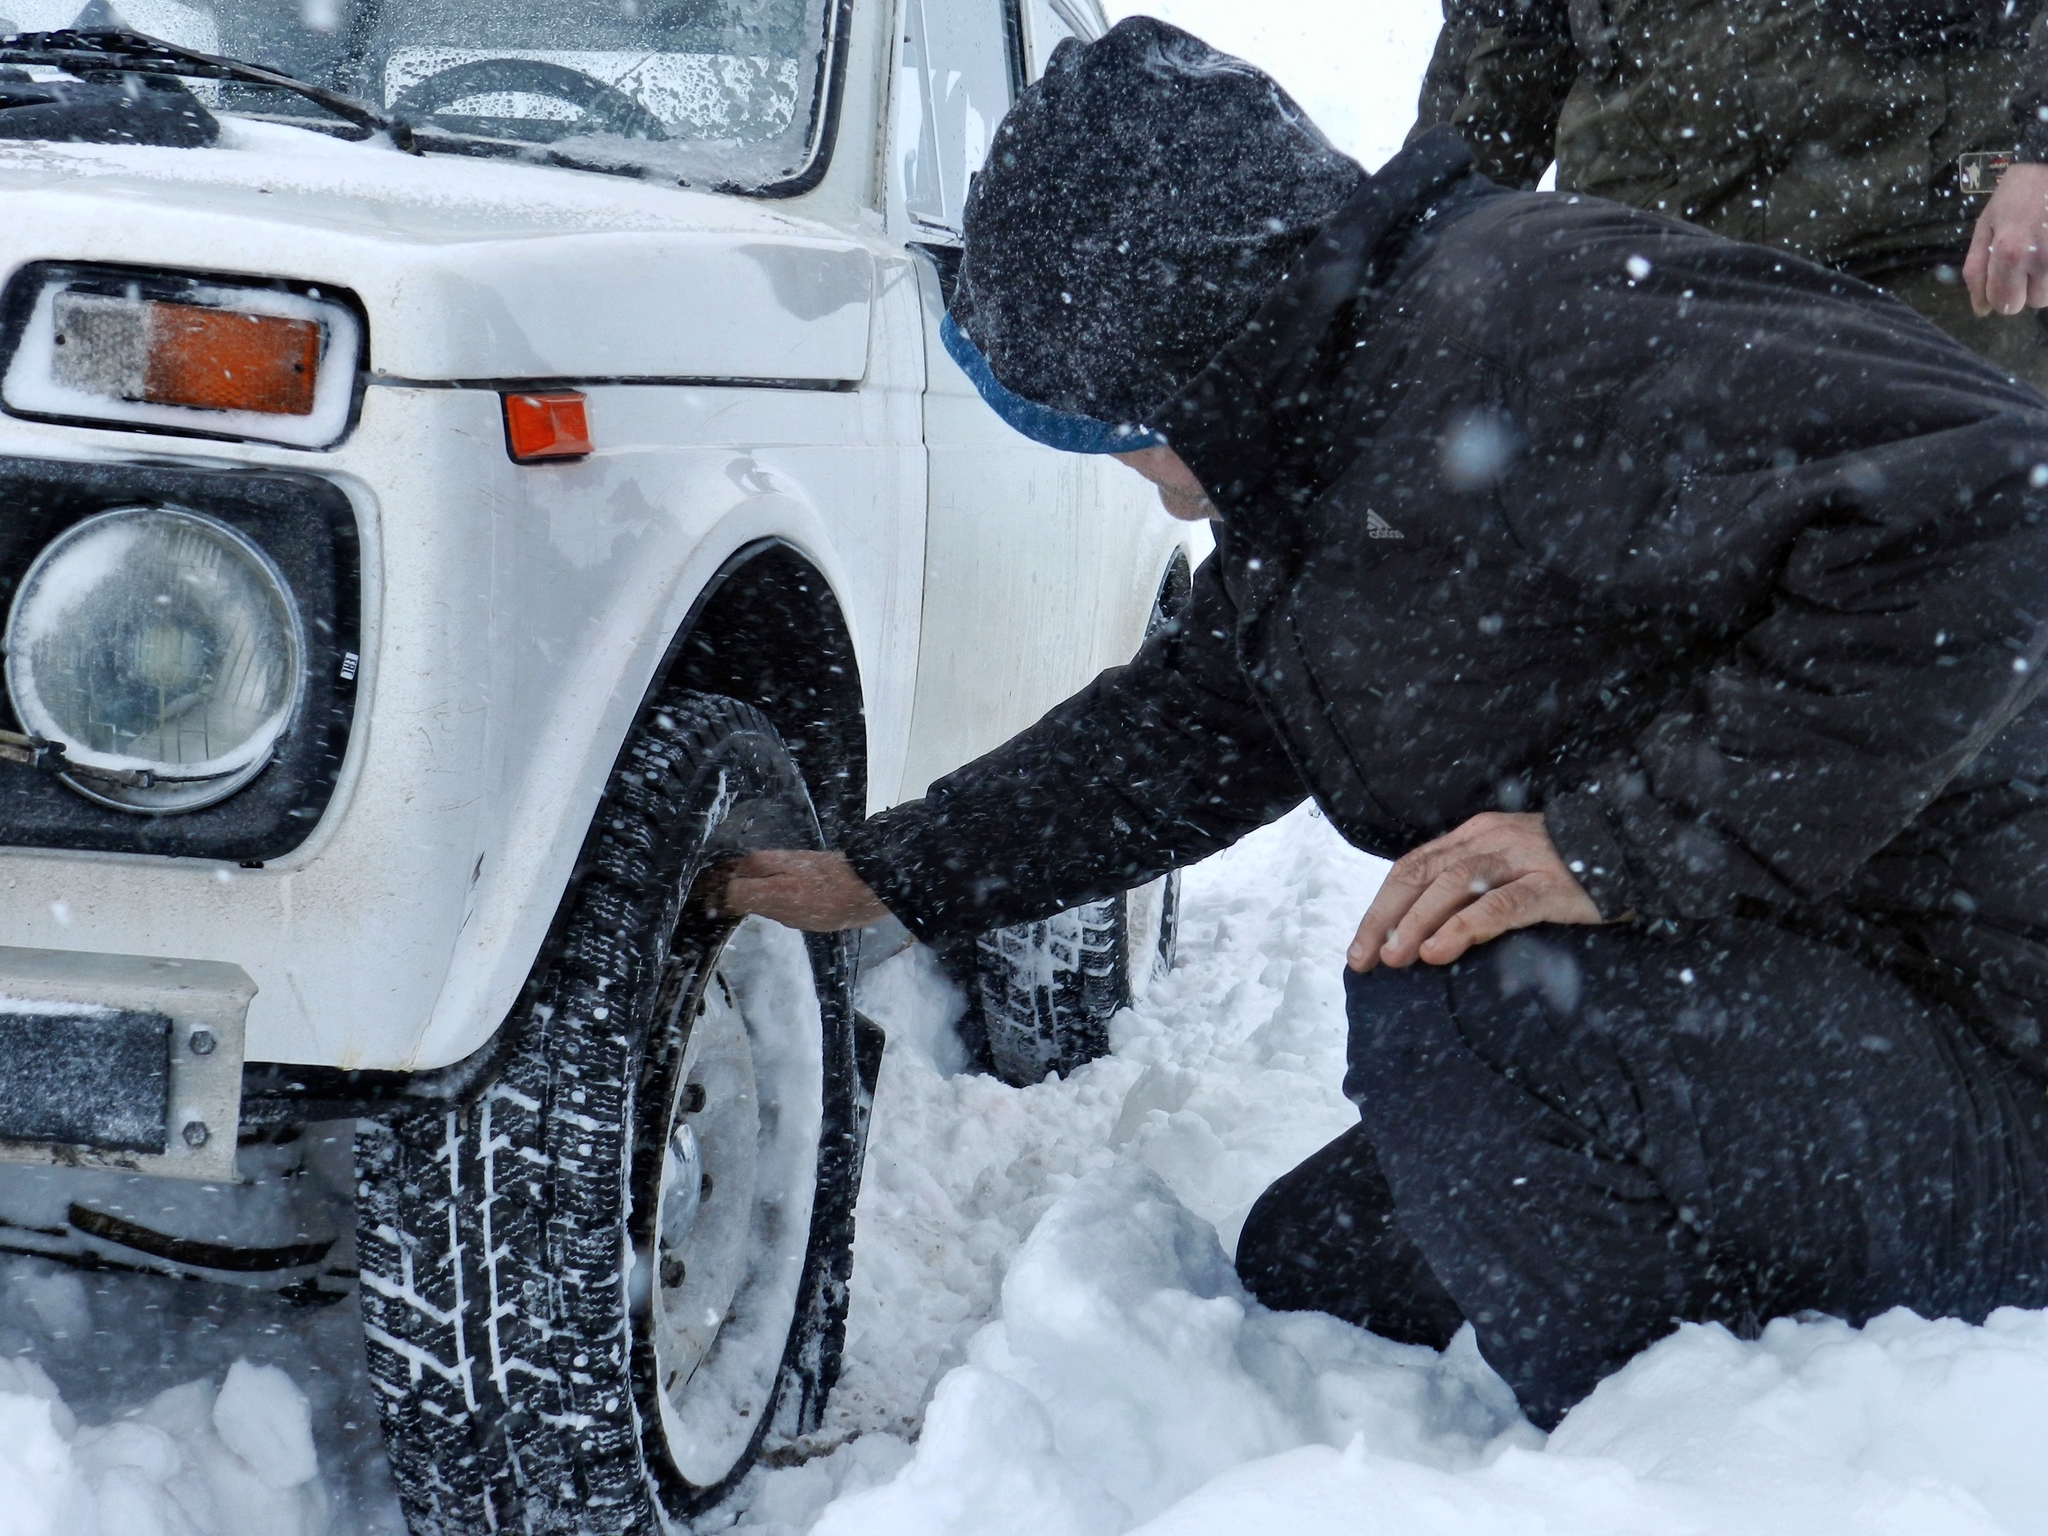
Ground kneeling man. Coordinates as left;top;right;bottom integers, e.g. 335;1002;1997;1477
725;18;2048;1428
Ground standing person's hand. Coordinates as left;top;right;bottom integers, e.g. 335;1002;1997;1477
1347;812;1608;972
714;850;889;931
1964;163;2048;316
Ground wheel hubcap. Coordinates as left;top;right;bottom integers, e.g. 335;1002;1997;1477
650;965;758;1393
637;915;823;1492
658;1122;704;1283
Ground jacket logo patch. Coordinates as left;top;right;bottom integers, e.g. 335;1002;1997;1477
1367;510;1404;540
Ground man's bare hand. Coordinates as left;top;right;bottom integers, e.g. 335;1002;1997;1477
1965;163;2048;317
715;850;889;932
1347;811;1604;973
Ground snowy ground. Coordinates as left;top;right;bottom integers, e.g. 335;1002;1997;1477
12;10;2044;1536
8;806;2048;1535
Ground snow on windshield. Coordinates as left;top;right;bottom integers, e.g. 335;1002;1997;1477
2;0;835;189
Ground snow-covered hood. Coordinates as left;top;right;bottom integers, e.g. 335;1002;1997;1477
0;117;875;382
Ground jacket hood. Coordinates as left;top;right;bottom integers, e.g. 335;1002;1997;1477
1152;128;1483;528
951;15;1361;430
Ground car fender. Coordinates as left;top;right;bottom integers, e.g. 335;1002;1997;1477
413;452;874;1069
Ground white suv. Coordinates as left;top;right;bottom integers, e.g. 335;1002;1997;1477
0;0;1193;1528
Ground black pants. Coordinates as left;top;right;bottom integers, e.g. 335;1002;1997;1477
1235;920;2048;1429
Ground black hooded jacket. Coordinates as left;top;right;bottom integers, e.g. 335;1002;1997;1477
843;130;2048;1075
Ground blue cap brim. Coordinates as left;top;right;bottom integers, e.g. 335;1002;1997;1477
941;314;1163;455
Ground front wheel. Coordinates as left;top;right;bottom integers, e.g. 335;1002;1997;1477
356;693;869;1534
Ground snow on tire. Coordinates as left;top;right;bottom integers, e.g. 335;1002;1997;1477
356;692;867;1535
971;872;1179;1086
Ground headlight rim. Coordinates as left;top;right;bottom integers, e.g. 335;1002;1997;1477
4;504;309;815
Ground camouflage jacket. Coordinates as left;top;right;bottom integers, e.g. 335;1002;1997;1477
1412;0;2048;275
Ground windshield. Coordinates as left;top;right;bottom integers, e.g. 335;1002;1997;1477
2;0;838;188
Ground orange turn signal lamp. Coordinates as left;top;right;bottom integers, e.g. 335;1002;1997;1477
53;291;321;416
503;391;593;463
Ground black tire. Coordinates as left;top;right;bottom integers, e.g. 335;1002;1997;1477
967;552;1192;1087
968;873;1179;1086
356;692;869;1535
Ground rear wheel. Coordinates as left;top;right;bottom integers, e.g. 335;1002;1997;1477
966;553;1191;1086
356;693;869;1534
969;873;1179;1085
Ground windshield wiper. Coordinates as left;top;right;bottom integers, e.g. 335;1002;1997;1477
0;27;413;148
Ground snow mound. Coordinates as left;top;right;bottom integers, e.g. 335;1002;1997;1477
0;1355;329;1536
812;1162;1527;1536
807;807;1380;1466
212;1360;322;1492
808;1167;2048;1536
1130;1305;2048;1536
721;806;2048;1536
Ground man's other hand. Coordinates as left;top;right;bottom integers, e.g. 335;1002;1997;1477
1347;811;1604;972
1965;163;2048;316
715;850;889;932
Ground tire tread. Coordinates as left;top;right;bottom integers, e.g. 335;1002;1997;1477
358;694;859;1535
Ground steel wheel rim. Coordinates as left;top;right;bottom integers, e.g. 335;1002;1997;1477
636;915;823;1491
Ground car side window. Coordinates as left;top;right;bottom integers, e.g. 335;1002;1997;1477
898;0;1015;233
1018;0;1082;61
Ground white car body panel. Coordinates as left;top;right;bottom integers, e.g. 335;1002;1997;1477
900;254;1199;799
0;368;929;1070
0;130;878;383
0;0;1196;1081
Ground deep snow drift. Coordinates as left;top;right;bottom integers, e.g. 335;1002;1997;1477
5;807;2048;1535
722;807;2048;1536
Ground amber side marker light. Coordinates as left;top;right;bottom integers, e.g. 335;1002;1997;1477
503;391;593;463
53;292;321;416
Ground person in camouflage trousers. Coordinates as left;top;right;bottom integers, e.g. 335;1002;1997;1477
1412;0;2048;385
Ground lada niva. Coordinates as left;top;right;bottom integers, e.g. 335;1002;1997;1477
0;0;1196;1528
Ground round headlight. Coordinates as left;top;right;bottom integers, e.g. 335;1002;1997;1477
4;507;305;813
